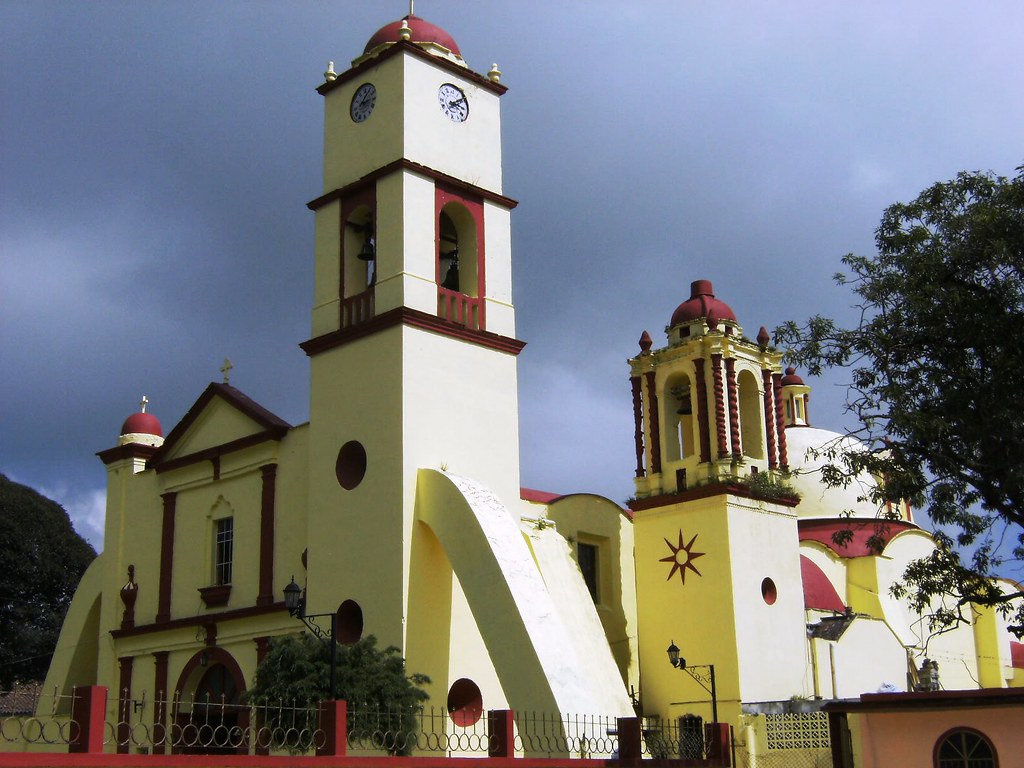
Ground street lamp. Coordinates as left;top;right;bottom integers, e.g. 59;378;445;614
666;641;718;724
284;576;338;700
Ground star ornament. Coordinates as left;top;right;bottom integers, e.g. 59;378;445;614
660;530;706;584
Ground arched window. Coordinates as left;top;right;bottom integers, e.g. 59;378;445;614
934;728;997;768
438;203;478;296
662;373;694;463
343;204;375;298
737;369;765;460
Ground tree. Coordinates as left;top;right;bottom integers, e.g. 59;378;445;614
0;474;97;687
245;634;430;754
775;166;1024;636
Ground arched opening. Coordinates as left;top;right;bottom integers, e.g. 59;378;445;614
934;727;996;768
343;204;375;298
662;373;695;463
437;203;478;297
172;648;248;755
737;369;765;460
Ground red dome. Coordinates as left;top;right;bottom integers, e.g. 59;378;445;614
781;367;805;386
670;280;737;328
121;411;162;438
364;15;461;56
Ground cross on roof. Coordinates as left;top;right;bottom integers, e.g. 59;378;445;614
139;395;149;413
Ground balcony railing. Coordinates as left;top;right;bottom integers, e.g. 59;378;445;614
437;286;483;331
341;288;375;329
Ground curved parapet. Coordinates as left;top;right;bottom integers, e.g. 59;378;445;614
416;469;630;717
39;555;105;708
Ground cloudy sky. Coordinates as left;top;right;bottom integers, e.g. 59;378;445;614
2;1;1022;550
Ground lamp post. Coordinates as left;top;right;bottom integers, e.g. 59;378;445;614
666;641;718;724
284;576;338;700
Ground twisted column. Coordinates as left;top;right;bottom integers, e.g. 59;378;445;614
693;358;711;463
725;357;741;459
645;371;661;474
763;368;778;469
631;375;645;477
711;354;728;459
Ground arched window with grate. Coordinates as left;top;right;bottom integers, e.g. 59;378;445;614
934;727;997;768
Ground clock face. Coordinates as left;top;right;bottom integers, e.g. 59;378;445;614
350;83;376;123
438;83;468;123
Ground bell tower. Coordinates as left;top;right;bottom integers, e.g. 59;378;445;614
628;281;807;725
299;15;524;654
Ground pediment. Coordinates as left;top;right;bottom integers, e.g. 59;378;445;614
150;383;290;471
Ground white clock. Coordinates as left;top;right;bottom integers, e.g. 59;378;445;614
438;83;468;123
350;82;376;123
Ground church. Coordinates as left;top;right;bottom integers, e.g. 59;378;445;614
39;11;1023;764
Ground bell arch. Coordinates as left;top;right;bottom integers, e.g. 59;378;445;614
737;368;765;460
662;372;695;463
435;184;486;329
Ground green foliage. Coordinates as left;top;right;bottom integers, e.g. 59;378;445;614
0;474;96;688
737;471;801;502
775;166;1024;635
245;633;430;755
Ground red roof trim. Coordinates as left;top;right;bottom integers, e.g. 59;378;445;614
1011;641;1024;670
824;687;1024;712
149;383;291;469
521;487;562;504
798;518;919;558
300;306;526;358
800;554;846;612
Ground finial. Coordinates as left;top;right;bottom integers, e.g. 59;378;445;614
638;330;653;353
706;307;720;333
139;395;149;413
324;61;337;82
399;19;411;41
487;63;502;83
221;358;233;384
757;326;771;348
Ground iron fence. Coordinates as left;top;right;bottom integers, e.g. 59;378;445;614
0;687;77;747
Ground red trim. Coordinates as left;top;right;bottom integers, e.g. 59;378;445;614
150;383;291;470
318;39;508;97
197;585;231;607
116;659;133;754
644;372;661;475
520;488;562;504
254;636;271;665
307;158;518;213
172;647;246;700
693;358;711;463
763;368;778;470
800;555;845;612
436;183;486;330
154;431;285;475
824;686;1024;712
711;354;728;459
68;686;106;754
300;306;526;357
798;518;919;558
1011;641;1024;669
112;602;286;639
628;481;800;512
156;493;176;624
725;357;741;459
97;443;159;466
257;464;277;606
153;651;169;754
630;375;645;477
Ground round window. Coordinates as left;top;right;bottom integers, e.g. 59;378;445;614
336;441;367;490
447;678;483;727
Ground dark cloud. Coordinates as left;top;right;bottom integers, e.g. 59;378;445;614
2;1;1021;548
